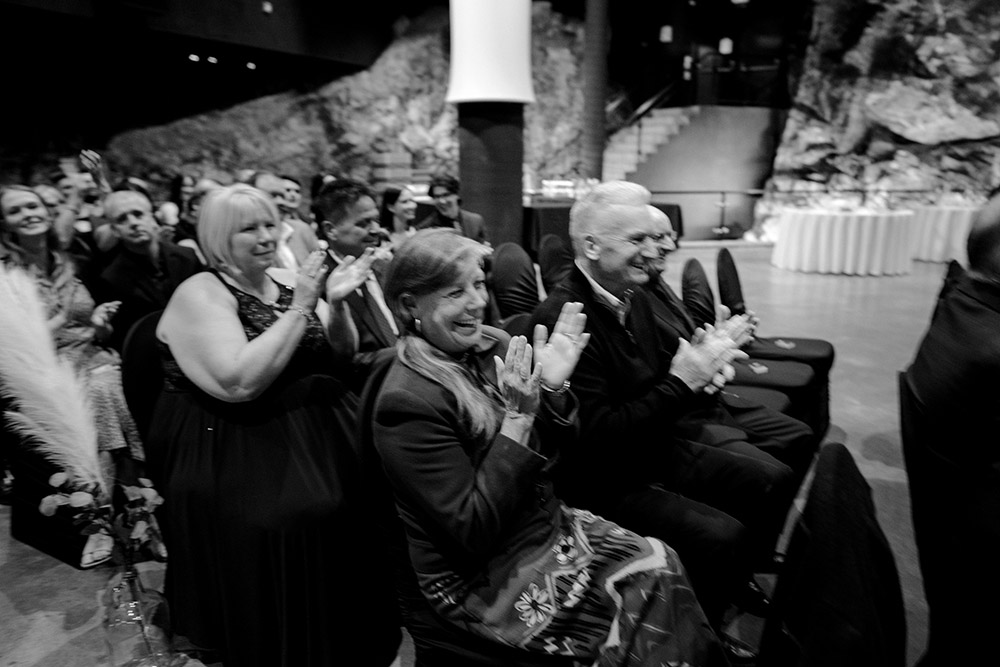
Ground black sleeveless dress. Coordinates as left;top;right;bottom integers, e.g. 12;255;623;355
147;274;400;667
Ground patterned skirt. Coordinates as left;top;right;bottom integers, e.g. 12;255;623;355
420;506;726;667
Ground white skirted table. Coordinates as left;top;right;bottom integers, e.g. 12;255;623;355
771;208;915;276
910;205;979;264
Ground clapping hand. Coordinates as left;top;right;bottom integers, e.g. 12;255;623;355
493;335;542;418
292;251;330;313
91;300;121;338
533;301;590;391
325;247;376;302
673;324;747;394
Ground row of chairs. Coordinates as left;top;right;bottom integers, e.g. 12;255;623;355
489;237;833;440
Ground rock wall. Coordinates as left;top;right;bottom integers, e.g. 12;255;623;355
770;0;1000;207
104;3;585;199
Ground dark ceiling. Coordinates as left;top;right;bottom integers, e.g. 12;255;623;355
0;0;811;165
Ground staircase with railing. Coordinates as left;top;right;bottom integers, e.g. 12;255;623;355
602;106;700;181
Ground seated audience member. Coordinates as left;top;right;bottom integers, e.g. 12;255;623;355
642;206;820;478
172;178;220;265
251;171;320;270
148;184;399;667
280;174;304;220
531;181;802;658
155;173;197;228
373;228;726;666
379;183;418;246
903;194;1000;667
415;173;489;244
313;178;398;390
0;185;144;568
94;190;203;351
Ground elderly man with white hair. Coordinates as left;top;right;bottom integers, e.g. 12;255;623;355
531;180;809;663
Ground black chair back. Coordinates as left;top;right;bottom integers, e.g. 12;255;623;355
716;247;747;316
758;442;906;667
537;234;574;294
681;258;716;328
490;242;540;320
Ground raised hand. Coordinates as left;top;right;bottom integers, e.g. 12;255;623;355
91;300;121;338
493;335;542;417
325;247;376;302
79;149;103;174
533;301;590;391
292;251;330;313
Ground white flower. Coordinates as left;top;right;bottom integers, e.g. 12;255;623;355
514;583;555;627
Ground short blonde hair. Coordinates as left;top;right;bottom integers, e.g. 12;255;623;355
196;184;279;273
568;180;651;256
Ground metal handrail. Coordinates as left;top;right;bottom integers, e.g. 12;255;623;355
621;81;678;129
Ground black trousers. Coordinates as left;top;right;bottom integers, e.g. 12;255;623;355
610;437;795;628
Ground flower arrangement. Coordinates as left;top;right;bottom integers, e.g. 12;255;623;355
39;472;168;568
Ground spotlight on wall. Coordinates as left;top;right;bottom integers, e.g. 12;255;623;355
188;54;200;62
207;56;218;64
246;62;257;70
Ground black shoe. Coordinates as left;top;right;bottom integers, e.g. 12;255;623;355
733;578;771;617
720;633;758;665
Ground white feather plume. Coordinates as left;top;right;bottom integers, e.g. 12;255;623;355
0;263;105;494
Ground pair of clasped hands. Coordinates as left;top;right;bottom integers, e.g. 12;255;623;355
672;305;757;395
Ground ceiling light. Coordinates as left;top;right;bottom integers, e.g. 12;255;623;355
188;54;200;62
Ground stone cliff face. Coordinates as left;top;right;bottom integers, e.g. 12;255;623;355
56;0;1000;208
105;3;585;196
771;0;1000;205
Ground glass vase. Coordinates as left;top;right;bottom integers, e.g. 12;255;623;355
103;565;181;667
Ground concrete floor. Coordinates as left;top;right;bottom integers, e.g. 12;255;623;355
0;242;942;666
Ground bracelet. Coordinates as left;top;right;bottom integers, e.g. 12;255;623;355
286;304;310;319
541;379;571;395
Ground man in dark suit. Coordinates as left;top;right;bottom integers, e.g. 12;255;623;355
96;190;203;351
414;174;489;245
313;178;399;391
642;206;820;482
904;195;1000;667
531;181;801;660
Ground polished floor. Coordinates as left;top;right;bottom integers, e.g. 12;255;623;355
0;242;942;666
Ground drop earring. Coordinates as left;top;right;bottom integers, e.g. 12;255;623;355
414;318;422;333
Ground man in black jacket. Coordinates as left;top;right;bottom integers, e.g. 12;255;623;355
313;178;399;392
531;181;803;656
904;194;1000;667
96;190;203;351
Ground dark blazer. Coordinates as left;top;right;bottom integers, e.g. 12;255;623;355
530;265;697;510
97;241;203;351
372;326;573;579
908;272;1000;461
325;250;399;392
415;209;488;245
